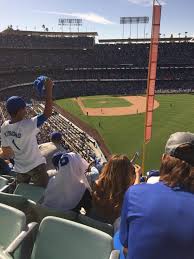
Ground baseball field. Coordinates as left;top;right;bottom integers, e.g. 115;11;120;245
55;94;194;171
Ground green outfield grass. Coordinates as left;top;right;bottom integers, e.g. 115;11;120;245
55;94;194;171
81;96;132;108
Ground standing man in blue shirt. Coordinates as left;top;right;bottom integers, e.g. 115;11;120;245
120;132;194;259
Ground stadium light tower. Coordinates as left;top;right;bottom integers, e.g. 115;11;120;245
120;16;149;39
58;19;65;32
58;18;82;32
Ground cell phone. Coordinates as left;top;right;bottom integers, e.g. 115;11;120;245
130;151;140;164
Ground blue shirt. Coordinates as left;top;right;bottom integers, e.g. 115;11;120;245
36;114;47;127
120;182;194;259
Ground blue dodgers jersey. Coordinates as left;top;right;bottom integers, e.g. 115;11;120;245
120;182;194;259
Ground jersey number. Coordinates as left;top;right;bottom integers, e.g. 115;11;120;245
12;139;20;150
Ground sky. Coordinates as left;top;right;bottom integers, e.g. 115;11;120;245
0;0;193;39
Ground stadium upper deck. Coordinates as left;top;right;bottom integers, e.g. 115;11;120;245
0;29;194;97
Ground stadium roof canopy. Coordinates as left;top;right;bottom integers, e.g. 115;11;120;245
1;28;98;37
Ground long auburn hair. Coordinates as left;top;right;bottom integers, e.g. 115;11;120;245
93;154;135;219
160;144;194;193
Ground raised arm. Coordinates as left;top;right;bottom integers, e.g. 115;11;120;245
43;78;53;119
134;164;142;185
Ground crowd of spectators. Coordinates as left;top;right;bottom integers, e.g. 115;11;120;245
0;33;194;257
2;117;194;258
0;34;94;49
0;101;98;163
0;42;194;71
0;38;193;94
1;78;194;103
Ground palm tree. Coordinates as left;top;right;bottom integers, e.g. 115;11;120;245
185;31;188;38
42;24;45;31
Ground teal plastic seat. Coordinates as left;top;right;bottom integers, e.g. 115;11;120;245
33;204;77;224
0;192;37;224
14;183;45;203
0;203;26;259
0;177;9;191
31;216;118;259
0;247;12;259
0;192;77;224
0;192;29;213
78;214;114;236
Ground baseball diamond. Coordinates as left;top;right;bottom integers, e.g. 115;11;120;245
75;96;159;116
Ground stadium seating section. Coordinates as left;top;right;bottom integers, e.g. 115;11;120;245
0;34;194;96
1;32;194;259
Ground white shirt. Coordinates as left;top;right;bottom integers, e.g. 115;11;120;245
39;142;66;170
1;116;46;173
43;152;90;211
147;176;160;184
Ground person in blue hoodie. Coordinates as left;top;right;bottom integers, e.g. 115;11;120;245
120;132;194;259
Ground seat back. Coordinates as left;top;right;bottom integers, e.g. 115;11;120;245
33;204;77;224
0;247;12;259
78;214;114;236
31;216;113;259
0;203;26;249
0;192;29;213
0;177;9;191
14;183;45;203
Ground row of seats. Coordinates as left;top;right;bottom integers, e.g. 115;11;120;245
0;177;113;235
0;203;119;259
33;104;96;162
0;34;94;49
1;43;194;71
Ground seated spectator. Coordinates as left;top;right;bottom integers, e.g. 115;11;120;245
120;132;194;259
85;161;100;186
64;144;71;153
42;152;92;213
39;131;66;172
91;154;141;224
146;169;160;184
0;78;53;187
0;157;12;175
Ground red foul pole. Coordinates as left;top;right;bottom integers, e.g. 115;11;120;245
142;0;161;171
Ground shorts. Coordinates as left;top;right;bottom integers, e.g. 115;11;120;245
73;189;92;214
16;163;49;188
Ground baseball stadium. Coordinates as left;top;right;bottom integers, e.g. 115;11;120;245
0;0;194;258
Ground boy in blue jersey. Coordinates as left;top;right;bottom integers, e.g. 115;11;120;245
0;78;53;187
120;132;194;259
